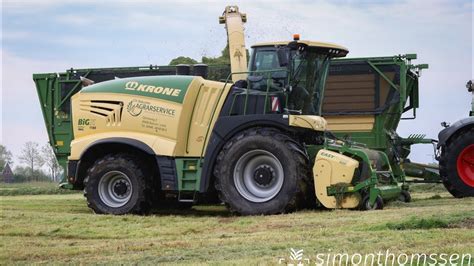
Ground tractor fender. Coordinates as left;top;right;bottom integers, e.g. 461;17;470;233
438;117;474;148
68;138;155;187
80;137;155;158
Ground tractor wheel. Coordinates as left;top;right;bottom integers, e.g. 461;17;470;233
84;154;151;214
398;190;411;203
360;194;384;210
214;128;312;215
439;128;474;198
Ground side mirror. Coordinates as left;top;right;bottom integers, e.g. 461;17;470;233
277;48;289;67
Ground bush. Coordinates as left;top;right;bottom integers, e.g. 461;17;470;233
386;217;449;230
169;56;198;65
0;181;79;196
13;166;51;183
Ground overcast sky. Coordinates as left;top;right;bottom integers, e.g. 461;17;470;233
1;0;473;167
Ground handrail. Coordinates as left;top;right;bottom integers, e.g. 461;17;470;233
223;69;290;115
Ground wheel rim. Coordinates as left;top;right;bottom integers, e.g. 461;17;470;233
365;200;376;210
457;144;474;187
398;194;405;202
364;195;380;210
233;149;284;203
98;171;133;208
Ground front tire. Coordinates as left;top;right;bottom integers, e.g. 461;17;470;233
84;154;151;214
360;195;384;210
439;128;474;198
214;128;311;215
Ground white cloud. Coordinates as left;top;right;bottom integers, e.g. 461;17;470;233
53;35;104;47
55;14;95;26
2;0;65;14
1;31;34;41
2;0;97;10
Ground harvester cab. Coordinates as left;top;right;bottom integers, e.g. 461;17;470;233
244;35;348;115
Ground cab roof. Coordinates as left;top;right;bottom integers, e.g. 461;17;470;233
251;40;349;57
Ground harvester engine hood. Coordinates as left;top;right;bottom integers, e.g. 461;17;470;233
79;75;195;104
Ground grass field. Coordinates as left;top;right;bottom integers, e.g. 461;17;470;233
0;184;473;265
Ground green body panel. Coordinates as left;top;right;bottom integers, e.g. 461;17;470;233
175;158;202;192
403;162;440;182
377;185;402;200
325;55;435;183
81;75;194;104
33;73;75;178
327;56;412;148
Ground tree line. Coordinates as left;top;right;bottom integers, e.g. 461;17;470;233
0;142;62;183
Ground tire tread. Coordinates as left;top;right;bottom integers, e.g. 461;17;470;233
214;127;312;215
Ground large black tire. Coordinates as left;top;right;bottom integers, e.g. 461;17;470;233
439;127;474;198
214;128;312;215
84;154;151;214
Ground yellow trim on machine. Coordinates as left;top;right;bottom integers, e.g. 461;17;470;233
325;115;375;132
252;40;348;53
313;149;360;209
219;6;248;82
288;115;327;131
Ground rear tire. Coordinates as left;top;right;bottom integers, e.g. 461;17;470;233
439;127;474;198
84;154;151;214
214;128;312;215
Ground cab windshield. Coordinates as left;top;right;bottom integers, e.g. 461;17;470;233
252;49;286;72
249;46;331;115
